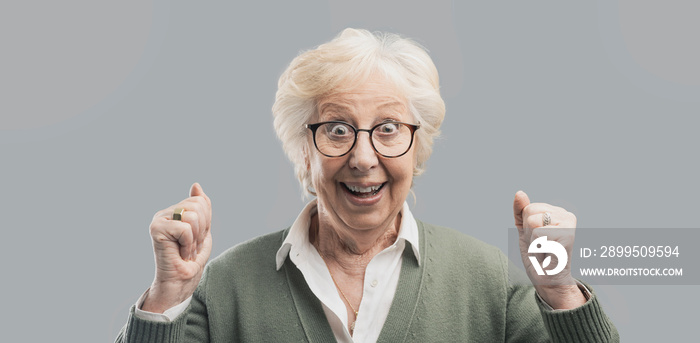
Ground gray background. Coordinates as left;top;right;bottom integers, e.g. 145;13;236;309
1;0;698;341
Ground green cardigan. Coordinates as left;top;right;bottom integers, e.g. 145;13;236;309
116;220;618;342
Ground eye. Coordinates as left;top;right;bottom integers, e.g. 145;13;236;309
377;122;399;134
327;123;352;136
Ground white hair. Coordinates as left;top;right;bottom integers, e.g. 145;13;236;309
272;28;446;197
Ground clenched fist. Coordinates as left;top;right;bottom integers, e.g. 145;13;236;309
142;183;213;313
513;190;586;310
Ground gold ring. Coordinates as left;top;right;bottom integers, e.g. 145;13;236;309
172;208;185;221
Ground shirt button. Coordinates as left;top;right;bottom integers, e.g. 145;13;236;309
371;280;378;287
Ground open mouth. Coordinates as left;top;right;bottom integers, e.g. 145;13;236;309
340;182;386;198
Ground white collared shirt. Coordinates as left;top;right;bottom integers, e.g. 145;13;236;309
275;200;420;343
135;200;421;343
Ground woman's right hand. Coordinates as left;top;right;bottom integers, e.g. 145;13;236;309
141;182;213;313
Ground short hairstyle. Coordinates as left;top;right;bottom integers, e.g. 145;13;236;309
272;28;446;197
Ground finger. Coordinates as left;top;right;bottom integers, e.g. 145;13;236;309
194;231;213;265
157;204;195;221
161;199;203;260
180;210;200;258
523;206;575;228
513;190;530;229
150;217;195;261
531;226;573;238
522;203;554;219
183;195;209;252
176;223;195;261
530;226;576;253
526;212;554;229
165;195;206;218
189;183;212;250
182;196;204;228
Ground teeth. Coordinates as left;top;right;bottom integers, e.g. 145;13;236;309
346;184;382;193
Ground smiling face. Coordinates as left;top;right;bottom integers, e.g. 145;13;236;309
307;77;417;240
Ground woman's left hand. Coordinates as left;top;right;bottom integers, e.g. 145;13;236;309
513;190;587;310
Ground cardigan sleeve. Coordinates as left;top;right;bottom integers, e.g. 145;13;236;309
503;254;619;343
535;284;619;342
114;266;211;343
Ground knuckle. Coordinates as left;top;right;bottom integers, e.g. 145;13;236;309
149;217;166;234
153;208;169;220
523;203;544;217
189;195;206;207
149;223;159;235
195;202;206;217
568;212;577;226
525;215;540;228
182;225;193;237
196;195;208;208
185;198;205;215
188;211;200;224
153;233;172;244
531;227;545;239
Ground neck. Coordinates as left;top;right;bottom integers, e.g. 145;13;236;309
310;212;401;276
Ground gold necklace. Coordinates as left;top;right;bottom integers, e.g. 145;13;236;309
321;255;359;332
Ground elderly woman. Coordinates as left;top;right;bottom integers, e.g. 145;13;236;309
117;29;618;342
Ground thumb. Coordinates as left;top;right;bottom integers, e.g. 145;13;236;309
189;182;212;207
190;182;205;198
513;190;530;229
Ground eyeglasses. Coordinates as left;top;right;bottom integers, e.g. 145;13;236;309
305;121;420;158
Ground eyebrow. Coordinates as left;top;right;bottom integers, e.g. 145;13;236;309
320;101;405;113
318;100;408;122
319;103;352;114
377;101;408;112
377;101;406;110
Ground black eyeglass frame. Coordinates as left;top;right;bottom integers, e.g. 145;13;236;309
305;121;421;158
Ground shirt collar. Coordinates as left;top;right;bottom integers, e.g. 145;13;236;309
275;200;421;270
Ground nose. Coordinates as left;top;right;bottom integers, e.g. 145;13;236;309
348;131;378;172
